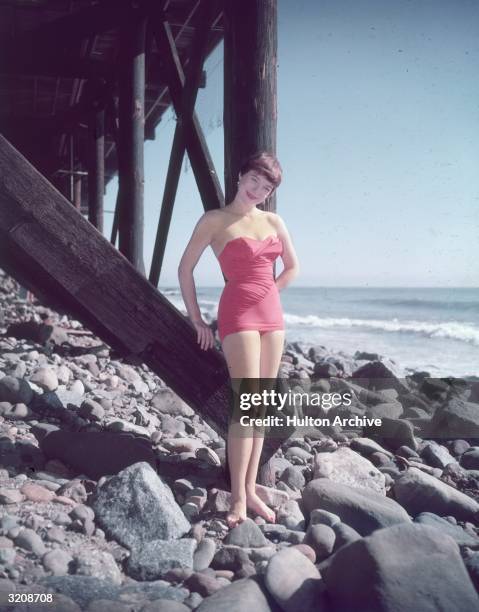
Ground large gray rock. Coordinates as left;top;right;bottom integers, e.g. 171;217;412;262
303;524;336;561
351;360;409;394
313;447;386;494
72;549;122;585
460;447;479;470
0;375;33;405
196;576;275;612
420;441;457;469
276;499;305;531
126;538;197;580
30;367;59;392
323;523;479;612
349;437;394;458
211;546;251;572
365;416;418;451
331;522;362;551
302;478;411;536
193;537;216;571
151;388;195;418
264;547;326;612
464;552;479;592
38;575;188;610
366;402;404;420
224;518;269;548
90;462;190;549
393;466;479;521
414;512;479;548
429;397;479;438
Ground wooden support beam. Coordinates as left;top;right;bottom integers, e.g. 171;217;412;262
223;0;278;209
149;2;215;287
0;133;234;445
87;104;105;233
152;16;224;212
223;0;284;468
73;176;82;212
118;11;147;275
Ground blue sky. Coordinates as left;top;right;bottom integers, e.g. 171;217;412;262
103;0;479;288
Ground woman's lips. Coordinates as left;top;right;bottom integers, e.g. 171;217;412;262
246;191;256;200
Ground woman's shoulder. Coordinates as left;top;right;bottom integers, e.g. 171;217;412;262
193;209;225;239
196;208;223;226
264;210;286;229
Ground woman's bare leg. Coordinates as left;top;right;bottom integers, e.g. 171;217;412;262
245;330;285;522
221;331;261;528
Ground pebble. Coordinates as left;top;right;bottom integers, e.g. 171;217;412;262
0;269;478;610
30;367;58;392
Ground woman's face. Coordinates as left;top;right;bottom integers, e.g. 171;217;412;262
238;170;275;203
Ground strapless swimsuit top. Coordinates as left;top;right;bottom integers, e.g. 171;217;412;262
217;235;283;281
216;235;284;342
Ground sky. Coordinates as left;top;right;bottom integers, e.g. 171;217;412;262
102;0;479;288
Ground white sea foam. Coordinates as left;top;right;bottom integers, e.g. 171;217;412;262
283;314;479;346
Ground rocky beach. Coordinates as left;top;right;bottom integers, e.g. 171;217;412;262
1;268;479;612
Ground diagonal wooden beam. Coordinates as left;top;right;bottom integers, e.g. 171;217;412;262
149;1;216;287
151;12;224;213
0;133;231;438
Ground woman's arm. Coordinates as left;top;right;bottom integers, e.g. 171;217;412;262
271;213;300;291
177;212;216;349
178;211;214;321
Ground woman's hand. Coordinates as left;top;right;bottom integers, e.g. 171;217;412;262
191;317;215;351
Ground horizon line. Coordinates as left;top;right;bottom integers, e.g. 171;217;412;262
158;284;479;290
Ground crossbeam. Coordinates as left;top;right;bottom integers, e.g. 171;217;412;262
152;15;224;212
149;2;218;286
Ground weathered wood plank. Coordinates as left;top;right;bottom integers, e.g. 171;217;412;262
0;133;233;440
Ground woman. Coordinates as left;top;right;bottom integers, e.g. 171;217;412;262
178;151;300;528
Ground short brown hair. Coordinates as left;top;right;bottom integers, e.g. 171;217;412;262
239;151;282;191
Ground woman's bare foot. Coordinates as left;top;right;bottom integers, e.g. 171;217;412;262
226;498;247;528
246;490;276;523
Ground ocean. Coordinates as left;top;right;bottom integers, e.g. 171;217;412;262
161;286;479;380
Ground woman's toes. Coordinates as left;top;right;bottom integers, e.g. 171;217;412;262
226;500;247;528
246;492;276;523
226;512;240;528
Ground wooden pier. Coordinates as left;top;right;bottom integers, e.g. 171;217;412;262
0;0;284;472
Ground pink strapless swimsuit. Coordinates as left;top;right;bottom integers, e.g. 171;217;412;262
216;235;285;342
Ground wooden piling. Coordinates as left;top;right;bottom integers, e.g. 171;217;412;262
73;175;82;211
223;0;278;211
223;0;284;473
87;104;105;232
118;11;147;275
